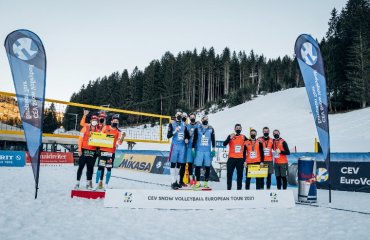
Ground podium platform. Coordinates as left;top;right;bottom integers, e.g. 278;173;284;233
71;189;105;199
104;189;296;209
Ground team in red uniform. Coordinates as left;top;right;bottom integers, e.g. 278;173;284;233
258;127;274;189
95;114;125;190
223;124;247;190
75;112;124;191
75;115;100;190
272;129;290;190
244;129;264;190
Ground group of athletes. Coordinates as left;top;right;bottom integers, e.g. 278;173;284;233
75;110;125;190
167;109;290;190
75;108;290;191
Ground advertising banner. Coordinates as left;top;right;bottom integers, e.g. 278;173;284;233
295;34;330;170
0;150;25;167
4;29;47;198
26;152;74;165
117;154;156;172
316;161;370;193
104;189;295;209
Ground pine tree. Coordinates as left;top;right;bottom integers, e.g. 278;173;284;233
43;103;59;133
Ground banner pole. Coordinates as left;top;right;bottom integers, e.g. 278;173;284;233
35;184;39;199
35;146;42;199
328;153;332;203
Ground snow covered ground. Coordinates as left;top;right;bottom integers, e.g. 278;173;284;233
1;166;370;240
124;87;370;152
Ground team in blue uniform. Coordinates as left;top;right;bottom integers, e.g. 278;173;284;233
184;112;199;186
167;110;190;189
191;115;216;189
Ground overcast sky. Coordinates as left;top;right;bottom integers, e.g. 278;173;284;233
0;0;348;101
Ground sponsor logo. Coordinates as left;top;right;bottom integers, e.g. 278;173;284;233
156;161;162;169
270;192;278;203
299;172;315;180
12;37;38;61
123;192;133;203
119;156;152;172
301;42;317;66
340;177;370;186
0;155;14;160
316;168;329;182
163;161;171;170
26;152;74;164
16;155;21;161
339;166;370;186
341;167;359;174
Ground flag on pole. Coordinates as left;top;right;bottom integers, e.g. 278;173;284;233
4;29;47;199
295;34;331;202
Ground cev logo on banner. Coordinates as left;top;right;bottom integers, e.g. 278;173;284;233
301;42;317;66
316;167;329;183
12;37;38;61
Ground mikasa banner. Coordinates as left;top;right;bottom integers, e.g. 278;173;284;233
104;189;295;209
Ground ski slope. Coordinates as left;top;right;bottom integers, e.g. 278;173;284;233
125;87;370;152
1;166;370;240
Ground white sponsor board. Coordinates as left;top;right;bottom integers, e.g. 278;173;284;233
104;189;295;209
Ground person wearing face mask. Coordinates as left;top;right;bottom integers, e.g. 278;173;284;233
80;110;106;132
182;112;188;124
244;129;264;190
167;110;190;189
75;115;100;190
95;114;125;190
272;129;290;190
185;113;199;186
258;127;274;189
192;115;215;189
223;124;248;190
97;112;107;130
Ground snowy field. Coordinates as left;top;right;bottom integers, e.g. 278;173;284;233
1;166;370;240
124;87;370;152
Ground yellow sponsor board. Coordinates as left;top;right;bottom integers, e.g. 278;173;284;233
88;132;114;148
118;154;155;172
247;164;268;178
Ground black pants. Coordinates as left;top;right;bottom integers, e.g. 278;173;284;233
195;166;210;182
265;174;272;189
276;176;288;190
178;163;186;184
245;163;264;190
226;158;244;190
188;163;193;177
77;150;96;181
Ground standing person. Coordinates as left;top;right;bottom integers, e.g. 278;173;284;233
192;115;215;189
244;129;264;190
167;110;190;189
258;127;274;190
95;114;125;190
75;115;100;190
272;129;290;190
223;124;247;190
185;113;199;186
